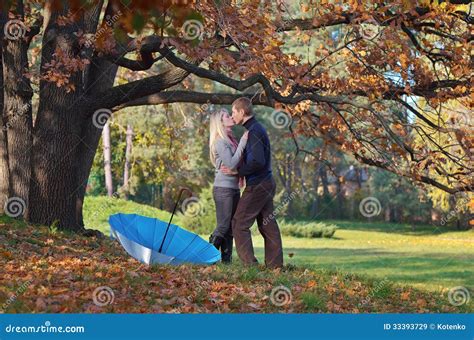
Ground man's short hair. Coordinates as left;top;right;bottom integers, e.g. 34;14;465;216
232;97;253;117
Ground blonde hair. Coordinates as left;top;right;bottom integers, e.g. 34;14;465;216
209;109;233;166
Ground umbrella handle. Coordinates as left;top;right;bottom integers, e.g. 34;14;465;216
158;187;193;253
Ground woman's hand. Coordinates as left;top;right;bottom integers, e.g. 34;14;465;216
220;165;238;176
242;131;249;140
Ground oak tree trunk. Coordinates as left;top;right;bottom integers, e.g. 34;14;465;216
123;124;133;199
0;40;9;213
27;8;89;231
102;121;113;197
2;27;33;216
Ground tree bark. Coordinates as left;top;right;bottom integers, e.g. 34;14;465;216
74;0;119;226
27;1;120;231
309;168;320;218
0;36;9;213
335;175;344;219
319;166;330;197
1;3;32;216
73;59;118;227
27;7;89;230
285;154;294;212
102;121;113;197
123;124;133;199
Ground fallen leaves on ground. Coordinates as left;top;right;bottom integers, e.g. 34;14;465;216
0;219;468;313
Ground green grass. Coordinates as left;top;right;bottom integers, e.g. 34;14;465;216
84;196;473;292
253;225;474;291
83;196;182;235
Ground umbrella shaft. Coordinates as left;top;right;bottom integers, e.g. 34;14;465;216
158;188;189;253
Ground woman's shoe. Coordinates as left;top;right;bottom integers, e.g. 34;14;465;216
220;237;233;264
221;253;232;264
209;234;224;250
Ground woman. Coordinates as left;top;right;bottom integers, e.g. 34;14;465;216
209;108;248;263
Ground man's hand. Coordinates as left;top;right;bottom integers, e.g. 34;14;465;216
221;165;238;175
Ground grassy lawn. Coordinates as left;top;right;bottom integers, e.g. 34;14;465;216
82;196;473;292
83;196;184;235
253;228;473;291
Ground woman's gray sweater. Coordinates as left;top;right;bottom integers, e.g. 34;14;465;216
213;137;247;189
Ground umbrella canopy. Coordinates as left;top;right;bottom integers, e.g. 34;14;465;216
109;213;221;265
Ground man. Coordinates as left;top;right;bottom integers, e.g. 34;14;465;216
222;97;283;268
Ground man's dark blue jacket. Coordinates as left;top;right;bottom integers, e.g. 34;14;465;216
237;117;272;185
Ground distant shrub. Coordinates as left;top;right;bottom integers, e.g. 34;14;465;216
322;226;337;238
279;221;337;239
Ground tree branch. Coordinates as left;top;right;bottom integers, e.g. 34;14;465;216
116;90;270;110
89;66;191;113
105;53;164;71
156;39;469;102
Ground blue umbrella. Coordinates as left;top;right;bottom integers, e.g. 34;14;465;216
109;189;221;265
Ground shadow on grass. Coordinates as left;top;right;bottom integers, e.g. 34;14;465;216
254;246;474;289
